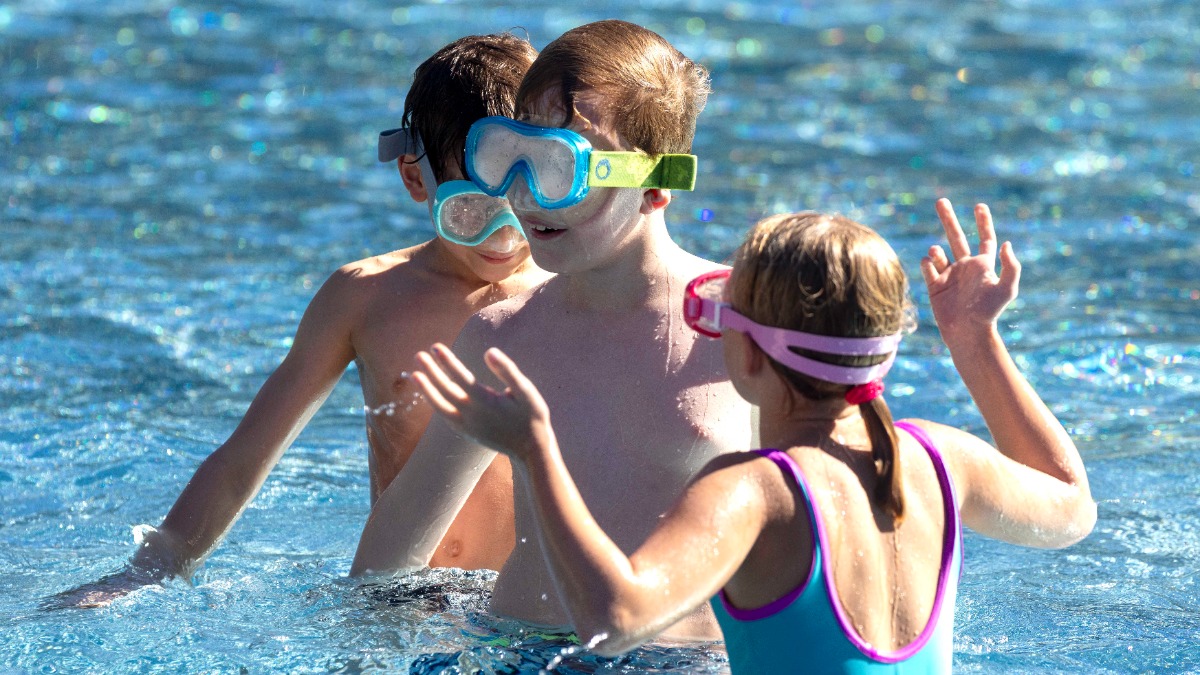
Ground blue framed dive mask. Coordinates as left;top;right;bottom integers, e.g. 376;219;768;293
464;116;698;210
432;180;525;247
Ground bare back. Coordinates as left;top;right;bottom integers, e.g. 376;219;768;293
726;423;952;652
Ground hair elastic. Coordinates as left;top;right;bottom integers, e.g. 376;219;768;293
845;380;884;405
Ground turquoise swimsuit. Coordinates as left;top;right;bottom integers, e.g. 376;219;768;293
711;421;962;674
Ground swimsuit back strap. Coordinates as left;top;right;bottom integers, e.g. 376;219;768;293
716;449;820;620
893;420;964;576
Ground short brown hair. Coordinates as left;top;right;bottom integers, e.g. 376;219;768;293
729;212;916;523
403;33;537;182
516;20;710;155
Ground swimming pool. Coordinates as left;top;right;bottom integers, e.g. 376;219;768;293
2;0;1197;671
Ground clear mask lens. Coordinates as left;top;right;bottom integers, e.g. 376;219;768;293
433;181;524;247
467;117;589;209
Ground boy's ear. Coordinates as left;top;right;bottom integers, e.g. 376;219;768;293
398;154;428;202
640;188;672;214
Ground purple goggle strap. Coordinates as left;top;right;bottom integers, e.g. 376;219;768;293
696;298;902;386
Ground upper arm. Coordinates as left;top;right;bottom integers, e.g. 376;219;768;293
218;267;360;466
909;420;1095;548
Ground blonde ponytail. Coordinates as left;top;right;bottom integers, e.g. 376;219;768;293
862;396;904;524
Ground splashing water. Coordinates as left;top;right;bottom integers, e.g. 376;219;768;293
541;632;610;673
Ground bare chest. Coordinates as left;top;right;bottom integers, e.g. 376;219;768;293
505;329;751;544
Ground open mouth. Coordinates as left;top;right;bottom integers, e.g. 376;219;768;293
525;219;567;241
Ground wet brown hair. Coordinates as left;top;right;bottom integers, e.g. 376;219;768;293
515;19;711;155
729;212;917;523
403;33;537;182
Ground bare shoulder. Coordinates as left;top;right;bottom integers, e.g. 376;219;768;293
894;417;993;493
664;247;730;285
694;449;804;518
686;450;778;503
329;244;424;291
293;244;436;346
318;242;457;316
471;276;557;332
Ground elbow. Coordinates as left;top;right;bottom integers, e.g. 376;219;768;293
1042;492;1098;549
571;603;653;657
1061;496;1098;548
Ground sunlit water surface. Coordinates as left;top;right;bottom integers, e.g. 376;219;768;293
2;0;1198;672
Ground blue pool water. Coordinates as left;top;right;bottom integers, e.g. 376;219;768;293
2;0;1197;672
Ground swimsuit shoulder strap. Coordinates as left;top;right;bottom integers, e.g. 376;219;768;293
715;449;822;621
893;420;963;570
749;448;820;532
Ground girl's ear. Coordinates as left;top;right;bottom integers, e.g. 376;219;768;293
640;188;672;214
398;154;428;202
739;331;766;376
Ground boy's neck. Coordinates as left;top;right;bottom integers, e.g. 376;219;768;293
559;211;683;312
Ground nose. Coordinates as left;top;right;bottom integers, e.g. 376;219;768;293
478;225;523;255
506;174;541;212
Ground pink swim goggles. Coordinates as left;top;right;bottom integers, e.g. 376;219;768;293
683;269;902;386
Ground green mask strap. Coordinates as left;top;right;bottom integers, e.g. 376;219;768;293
587;152;697;191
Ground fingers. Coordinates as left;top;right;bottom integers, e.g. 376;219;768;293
935;198;971;261
410;368;459;418
483;347;518;386
919;254;939;288
998;240;1022;292
429;343;477;388
416;349;469;404
484;348;540;403
974;203;996;259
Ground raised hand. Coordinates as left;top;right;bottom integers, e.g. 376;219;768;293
920;198;1021;342
411;344;554;463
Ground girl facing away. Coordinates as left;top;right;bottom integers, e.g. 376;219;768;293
408;198;1096;673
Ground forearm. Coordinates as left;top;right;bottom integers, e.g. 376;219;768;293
946;326;1089;491
140;445;273;577
350;420;494;576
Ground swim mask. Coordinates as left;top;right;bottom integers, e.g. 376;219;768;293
377;126;524;248
431;180;524;247
683;269;902;385
464;116;698;210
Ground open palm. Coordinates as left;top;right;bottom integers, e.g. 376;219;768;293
410;344;553;463
920;199;1021;342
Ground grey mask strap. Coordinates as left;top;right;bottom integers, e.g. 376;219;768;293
378;127;421;162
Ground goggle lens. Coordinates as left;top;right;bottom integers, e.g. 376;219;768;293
467;117;590;209
433;181;524;247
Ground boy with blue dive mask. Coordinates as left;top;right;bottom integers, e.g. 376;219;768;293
52;33;551;609
354;20;753;645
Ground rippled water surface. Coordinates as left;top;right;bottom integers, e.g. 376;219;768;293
2;0;1197;672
